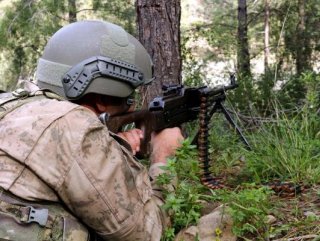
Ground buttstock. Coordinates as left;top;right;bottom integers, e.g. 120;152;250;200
106;109;154;158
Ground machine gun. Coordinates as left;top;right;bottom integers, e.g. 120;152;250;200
101;75;251;189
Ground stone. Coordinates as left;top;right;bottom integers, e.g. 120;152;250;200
266;215;277;224
174;205;236;241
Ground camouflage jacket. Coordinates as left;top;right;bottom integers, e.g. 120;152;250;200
0;92;169;240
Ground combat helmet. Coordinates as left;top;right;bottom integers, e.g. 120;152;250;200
36;20;153;100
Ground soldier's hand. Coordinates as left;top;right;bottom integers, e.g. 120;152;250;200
117;128;144;155
150;127;184;164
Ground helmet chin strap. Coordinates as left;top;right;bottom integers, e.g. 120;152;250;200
98;112;110;126
98;94;133;126
126;95;135;106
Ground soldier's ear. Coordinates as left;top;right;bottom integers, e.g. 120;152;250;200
95;95;108;113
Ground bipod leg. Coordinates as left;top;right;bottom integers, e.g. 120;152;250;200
218;103;251;150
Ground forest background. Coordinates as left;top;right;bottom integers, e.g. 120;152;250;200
0;0;319;240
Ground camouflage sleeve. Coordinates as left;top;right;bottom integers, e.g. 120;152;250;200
53;108;170;241
149;162;167;181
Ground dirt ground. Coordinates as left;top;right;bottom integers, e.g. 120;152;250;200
199;184;320;241
265;185;320;241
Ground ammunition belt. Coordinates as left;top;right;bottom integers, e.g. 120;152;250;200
197;90;303;197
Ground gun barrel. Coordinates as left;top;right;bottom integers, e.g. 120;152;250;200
206;82;238;96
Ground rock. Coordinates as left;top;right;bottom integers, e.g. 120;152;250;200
266;215;277;224
174;226;199;241
174;205;236;241
200;201;220;216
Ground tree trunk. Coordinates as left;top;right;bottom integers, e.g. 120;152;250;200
296;0;311;74
136;0;182;106
264;0;270;74
68;0;77;23
237;0;251;78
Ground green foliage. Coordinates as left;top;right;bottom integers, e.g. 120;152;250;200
0;1;318;240
277;72;320;110
160;73;320;241
226;71;320;115
222;186;273;238
0;0;65;90
92;0;135;35
171;81;319;240
228;74;256;112
157;139;210;241
181;33;205;87
181;1;239;88
269;211;320;239
0;0;135;91
180;0;320;116
162;184;202;229
255;71;277;114
244;106;320;184
161;228;175;241
206;115;247;180
200;0;237;60
281;0;320;73
303;72;320;110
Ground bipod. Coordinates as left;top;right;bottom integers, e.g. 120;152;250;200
192;92;251;151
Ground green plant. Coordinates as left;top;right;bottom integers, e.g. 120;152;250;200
161;228;175;241
228;74;255;113
157;139;210;241
204;114;249;186
277;72;320;110
244;106;320;185
302;72;320;109
223;186;273;239
270;216;320;239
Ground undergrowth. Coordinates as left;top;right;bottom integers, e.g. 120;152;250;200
158;72;320;240
220;185;273;239
160;107;319;240
245;109;320;184
157;138;210;241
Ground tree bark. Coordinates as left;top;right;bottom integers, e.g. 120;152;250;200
136;0;182;106
264;0;270;74
68;0;77;23
237;0;251;78
296;0;311;74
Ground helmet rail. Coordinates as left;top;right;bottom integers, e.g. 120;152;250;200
62;56;146;100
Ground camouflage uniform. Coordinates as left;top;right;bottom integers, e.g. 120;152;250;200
0;92;169;241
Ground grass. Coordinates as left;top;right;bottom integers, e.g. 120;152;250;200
159;99;320;240
244;107;320;185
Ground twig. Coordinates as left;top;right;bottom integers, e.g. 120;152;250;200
76;8;96;14
272;234;319;241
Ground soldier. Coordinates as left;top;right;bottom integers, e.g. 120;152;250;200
0;20;183;241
